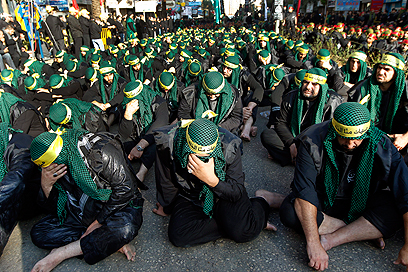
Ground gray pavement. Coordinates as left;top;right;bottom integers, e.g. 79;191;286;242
0;106;406;272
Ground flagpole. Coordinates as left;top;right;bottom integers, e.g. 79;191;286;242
29;0;35;58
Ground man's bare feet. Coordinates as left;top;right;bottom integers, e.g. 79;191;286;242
255;189;285;209
118;244;136;261
31;240;82;272
265;222;277;231
267;153;274;160
152;202;169;216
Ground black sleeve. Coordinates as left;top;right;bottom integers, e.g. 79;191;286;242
211;143;246;202
51;81;81;97
12;110;36;135
328;66;345;92
245;73;264;104
108;86;125;106
275;95;295;147
178;88;195;120
95;141;138;223
143;98;169;145
219;98;243;133
127;21;136;33
286;56;304;69
291;140;320;207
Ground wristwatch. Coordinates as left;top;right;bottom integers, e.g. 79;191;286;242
136;144;144;151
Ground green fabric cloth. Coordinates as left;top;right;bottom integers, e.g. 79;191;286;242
288;69;307;91
30;129;112;224
294;44;310;63
264;64;285;89
49;98;93;131
0;69;22;89
0;92;24;124
49;74;73;89
184;60;203;87
154;72;178;109
173;118;226;218
24;76;46;93
342;52;367;83
223;55;241;89
25;59;45;75
323;102;385;223
126;17;136;41
122;81;156;134
99;62;121;104
358;53;405;133
0;122;10;181
196;72;234;125
290;68;328;136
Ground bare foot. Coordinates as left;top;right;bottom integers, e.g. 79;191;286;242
240;131;251;142
152;202;169;217
373;237;385;249
267;153;274;160
118;244;136;261
250;126;258;137
320;234;332;251
31;248;65;272
265;222;277;231
255;189;285;209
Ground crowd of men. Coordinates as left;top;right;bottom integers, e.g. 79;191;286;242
2;4;408;272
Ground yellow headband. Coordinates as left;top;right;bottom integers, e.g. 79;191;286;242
159;75;175;91
317;54;330;62
350;52;367;62
188;62;202;76
128;58;140;66
186;125;218;154
24;59;36;67
180;51;190;58
81;47;89;51
304;73;327;85
202;76;225;94
332;118;370;138
381;54;405;70
294;75;302;86
124;80;143;98
51;77;64;89
297;46;309;54
223;60;239;69
27;77;37;90
32;134;63;167
99;67;115;75
59;103;72;124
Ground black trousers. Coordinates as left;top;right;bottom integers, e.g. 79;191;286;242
73;37;83;59
124;141;156;169
280;190;403;239
30;206;143;265
167;195;269;247
261;128;292;166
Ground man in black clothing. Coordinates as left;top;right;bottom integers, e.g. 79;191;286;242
261;68;342;166
153;118;280;247
67;7;83;59
268;102;408;271
44;6;66;51
284;7;297;37
79;9;91;48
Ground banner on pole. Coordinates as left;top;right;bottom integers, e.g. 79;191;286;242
370;0;384;11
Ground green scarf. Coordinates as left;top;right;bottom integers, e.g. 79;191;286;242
100;72;121;104
122;82;156;134
154;72;178;110
0;123;10;181
195;73;235;126
27;60;45;75
342;58;367;83
49;98;94;131
0;92;24;124
358;64;405;133
323;102;385;223
173;119;226;217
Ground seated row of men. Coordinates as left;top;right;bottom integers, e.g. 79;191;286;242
1;26;408;271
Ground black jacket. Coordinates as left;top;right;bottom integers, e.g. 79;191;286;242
45;14;65;40
67;15;83;38
38;132;144;226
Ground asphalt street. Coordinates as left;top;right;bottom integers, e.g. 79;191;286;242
0;106;405;272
